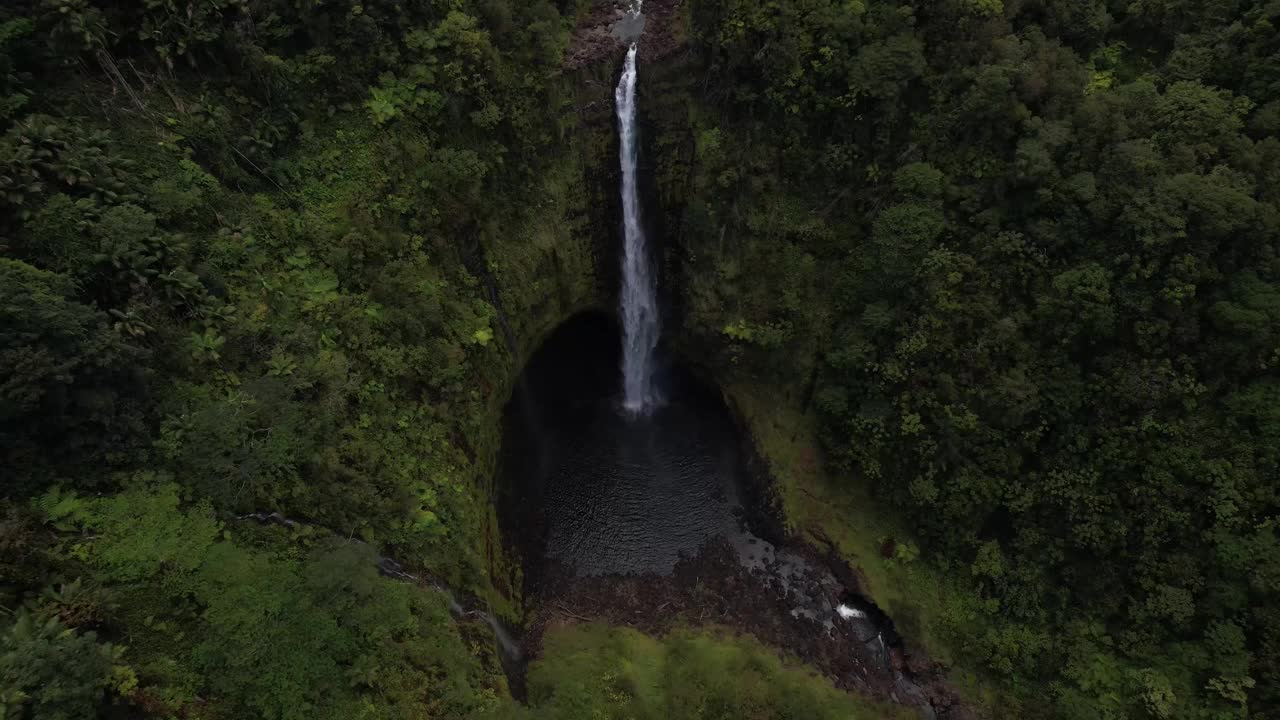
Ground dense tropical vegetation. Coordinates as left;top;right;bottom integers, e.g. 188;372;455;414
656;0;1280;717
1;0;603;715
1;0;1277;717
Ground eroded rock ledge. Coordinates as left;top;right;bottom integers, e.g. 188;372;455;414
564;0;685;71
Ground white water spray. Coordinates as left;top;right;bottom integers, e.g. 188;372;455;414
837;604;867;620
616;30;660;415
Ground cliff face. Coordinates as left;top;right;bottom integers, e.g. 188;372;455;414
472;27;644;612
477;0;702;618
477;0;700;403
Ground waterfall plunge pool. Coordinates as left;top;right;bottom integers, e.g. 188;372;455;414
497;311;747;579
494;311;938;716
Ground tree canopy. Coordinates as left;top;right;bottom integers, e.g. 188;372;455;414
2;0;1278;717
656;0;1280;716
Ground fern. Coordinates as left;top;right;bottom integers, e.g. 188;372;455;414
34;487;88;532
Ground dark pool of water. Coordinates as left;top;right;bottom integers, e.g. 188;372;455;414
499;312;747;577
538;393;744;574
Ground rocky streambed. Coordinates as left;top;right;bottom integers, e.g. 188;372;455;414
564;0;686;70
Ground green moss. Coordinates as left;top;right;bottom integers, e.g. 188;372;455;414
522;623;915;720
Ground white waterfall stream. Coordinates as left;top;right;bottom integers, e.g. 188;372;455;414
615;28;661;415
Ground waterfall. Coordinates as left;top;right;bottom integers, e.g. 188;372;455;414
616;34;660;416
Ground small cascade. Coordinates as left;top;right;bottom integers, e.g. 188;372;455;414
836;603;867;620
236;512;522;662
615;5;661;416
382;557;525;662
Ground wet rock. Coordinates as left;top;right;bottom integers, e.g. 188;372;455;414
524;538;933;711
563;0;686;71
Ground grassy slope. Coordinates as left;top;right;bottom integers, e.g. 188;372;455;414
522;623;917;720
725;383;1020;716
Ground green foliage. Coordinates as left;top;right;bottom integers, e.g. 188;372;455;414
0;18;34;125
0;258;140;491
0;115;131;222
0;611;132;720
7;0;1279;717
34;482;505;719
520;624;913;720
39;0;108;54
664;0;1280;716
0;0;589;715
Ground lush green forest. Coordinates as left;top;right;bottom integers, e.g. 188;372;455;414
1;0;604;715
2;0;1278;718
652;0;1280;717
